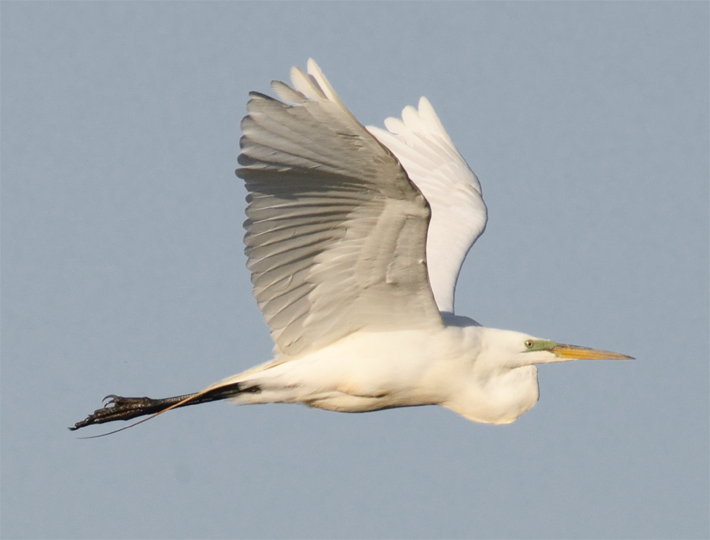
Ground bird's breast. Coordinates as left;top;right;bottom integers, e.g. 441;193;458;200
444;365;540;424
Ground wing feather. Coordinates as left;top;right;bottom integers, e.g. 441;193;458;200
237;60;441;356
367;97;487;314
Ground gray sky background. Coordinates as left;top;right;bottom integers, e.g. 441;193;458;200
2;2;708;539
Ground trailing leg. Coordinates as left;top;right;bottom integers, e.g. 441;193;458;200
70;382;260;431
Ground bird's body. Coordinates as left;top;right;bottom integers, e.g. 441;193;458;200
219;320;540;425
72;59;631;434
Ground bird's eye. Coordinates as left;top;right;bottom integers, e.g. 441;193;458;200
524;340;534;349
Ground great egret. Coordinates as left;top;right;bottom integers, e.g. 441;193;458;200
71;59;631;433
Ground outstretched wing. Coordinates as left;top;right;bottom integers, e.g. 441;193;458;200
236;60;442;357
367;98;487;314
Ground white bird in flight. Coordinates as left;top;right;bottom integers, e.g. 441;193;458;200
72;59;631;434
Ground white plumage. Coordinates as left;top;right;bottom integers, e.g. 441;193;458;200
367;97;487;315
72;59;631;433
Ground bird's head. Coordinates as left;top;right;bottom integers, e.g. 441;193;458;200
519;336;633;365
481;328;633;369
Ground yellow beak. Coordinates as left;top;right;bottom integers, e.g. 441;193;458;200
552;344;634;360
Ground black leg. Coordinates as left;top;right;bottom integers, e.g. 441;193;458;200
70;383;259;431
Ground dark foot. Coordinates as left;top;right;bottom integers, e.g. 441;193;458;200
70;393;196;431
70;383;259;431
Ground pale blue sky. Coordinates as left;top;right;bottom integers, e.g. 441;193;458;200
2;2;708;539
